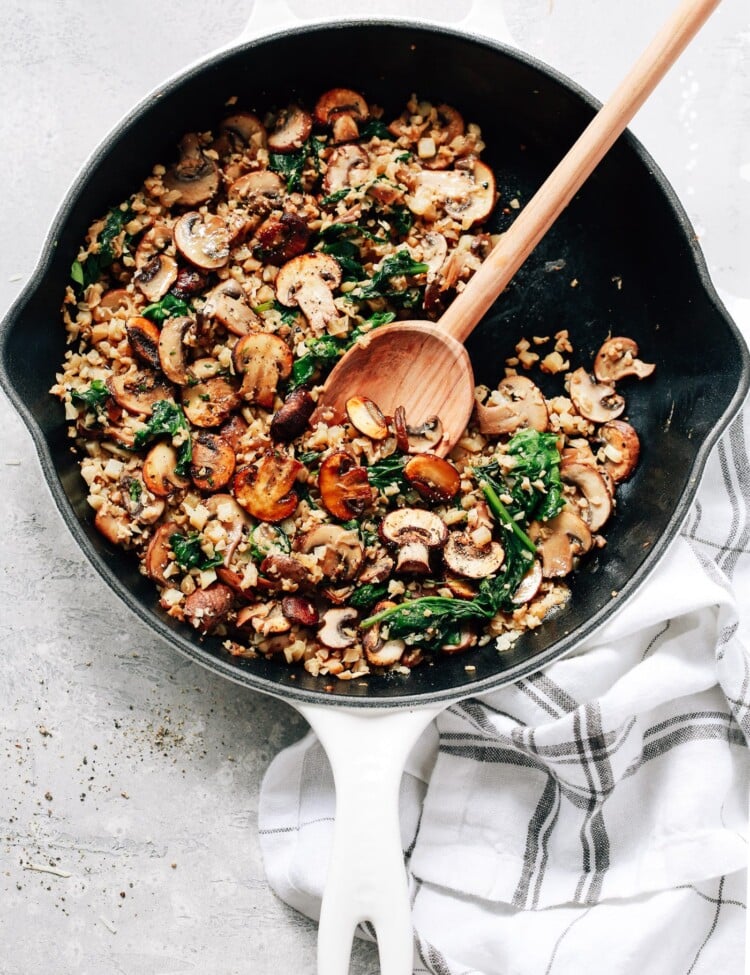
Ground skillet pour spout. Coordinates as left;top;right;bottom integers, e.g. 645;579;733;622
0;21;748;702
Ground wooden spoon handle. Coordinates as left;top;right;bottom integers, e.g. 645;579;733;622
438;0;721;345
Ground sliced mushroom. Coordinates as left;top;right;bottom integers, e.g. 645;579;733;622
172;266;208;299
158;316;196;385
202;279;260;336
143;442;191;497
314;88;369;143
174;212;230;271
107;369;173;415
275;253;342;334
322;144;370;194
443;532;504;579
404;454;460;502
184;583;235;634
393;407;444;454
93;288;141;323
133;229;178;303
233;451;302;523
219;112;267;154
362;601;406;667
598;420;640;482
233;332;293;408
163;133;220;206
476;375;549;436
346;396;389;441
295;524;363;581
568;368;625;423
357;555;395;585
125;316;161;369
145;522;178;584
318;606;358;649
420;232;448;279
182;376;241;428
594;337;655;383
528;511;593;578
236;601;292;636
190;432;236;492
512;559;544;605
228;170;285;214
204;494;251;566
379;508;448;574
219;413;249;452
281;595;319;627
441;627;476;654
259;554;309;590
271;389;315;442
318;452;373;520
94;509;133;546
267;104;313;153
408;160;496;227
254;212;310;265
560;461;612;531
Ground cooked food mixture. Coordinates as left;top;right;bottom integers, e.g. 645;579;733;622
53;89;654;680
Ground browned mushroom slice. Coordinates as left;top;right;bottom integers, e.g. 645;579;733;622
233;332;293;409
270;389;315;442
184;583;235;634
404;454;460;502
322;144;370;194
408;160;496;227
560;461;612;531
228;170;285;214
362;601;406;667
219;112;267;154
145;522;178;584
476;375;549;436
143;442;191;497
182;376;241;428
314;88;369;140
443;532;504;579
318;606;359;649
172;266;208;299
94;509;133;547
420;232;449;278
441;628;477;655
93;289;141;323
436;104;466;143
204;493;251;567
528;511;593;578
345;396;389;441
157;316;196;385
219;413;249;452
254;212;310;266
163;133;220;206
393;407;444;454
133;243;178;303
281;595;319;627
174;212;231;271
275;253;342;334
318;451;373;520
357;555;395;585
511;559;544;605
594;337;655;383
233;451;302;523
598;420;641;482
379;508;448;574
190;432;236;492
202;279;260;336
295;524;363;581
107;369;173;415
267;104;313;153
125;316;161;369
568;368;625;423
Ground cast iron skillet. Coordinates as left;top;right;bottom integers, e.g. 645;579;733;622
1;15;748;974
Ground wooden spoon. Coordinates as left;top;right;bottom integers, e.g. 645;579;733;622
315;0;721;454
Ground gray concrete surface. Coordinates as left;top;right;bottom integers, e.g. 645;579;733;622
1;1;748;973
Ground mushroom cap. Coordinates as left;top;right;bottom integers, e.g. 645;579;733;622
228;170;284;208
202;279;260;336
443;532;505;579
182;375;241;428
318;606;358;649
380;508;448;547
362;601;405;667
145;522;178;584
219;112;267;151
233;451;302;523
560;461;612;532
190;432;236;492
158;316;196;385
568;368;625;423
594;337;655;383
322;144;370;194
475;375;549;436
267;104;313;153
511;559;544;605
142;442;190;497
598;419;641;482
404;453;460;502
318;451;373;520
174;212;231;271
296;523;364;581
254;212;311;265
314;88;369;126
393;407;444;454
125;316;161;370
107;369;174;415
232;332;293;409
270;389;315;442
275;252;342;306
133;254;177;303
163;134;220;206
345;396;389;441
184;583;235;634
408;160;496;227
528;510;593;578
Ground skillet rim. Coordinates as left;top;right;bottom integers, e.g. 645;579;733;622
1;19;749;710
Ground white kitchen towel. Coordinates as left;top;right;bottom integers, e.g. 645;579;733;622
258;394;750;974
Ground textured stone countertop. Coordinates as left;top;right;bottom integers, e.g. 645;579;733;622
1;2;747;973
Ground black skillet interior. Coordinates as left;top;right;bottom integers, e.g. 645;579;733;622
2;23;748;707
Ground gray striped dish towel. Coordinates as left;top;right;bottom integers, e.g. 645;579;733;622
259;325;749;975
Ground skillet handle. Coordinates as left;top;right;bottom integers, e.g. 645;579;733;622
237;0;514;47
295;702;442;975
